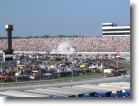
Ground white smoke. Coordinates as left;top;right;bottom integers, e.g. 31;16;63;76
51;41;76;54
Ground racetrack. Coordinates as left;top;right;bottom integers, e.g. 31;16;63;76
0;75;130;91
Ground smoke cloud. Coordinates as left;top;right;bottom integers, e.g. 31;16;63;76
51;41;76;54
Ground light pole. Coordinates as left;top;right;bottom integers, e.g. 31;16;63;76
40;70;41;84
16;61;19;82
97;55;99;79
0;61;2;74
71;70;73;81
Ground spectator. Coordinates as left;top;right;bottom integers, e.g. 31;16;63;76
0;36;130;52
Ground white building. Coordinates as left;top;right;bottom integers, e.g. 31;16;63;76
102;23;130;36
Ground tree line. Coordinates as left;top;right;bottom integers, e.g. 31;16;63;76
0;35;85;39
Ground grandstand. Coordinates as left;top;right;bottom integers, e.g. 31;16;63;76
102;23;130;36
0;36;130;53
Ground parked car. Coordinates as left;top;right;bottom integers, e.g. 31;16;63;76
43;68;59;79
15;75;30;81
0;75;13;83
107;71;121;77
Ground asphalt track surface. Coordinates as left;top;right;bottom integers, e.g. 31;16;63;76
0;75;130;91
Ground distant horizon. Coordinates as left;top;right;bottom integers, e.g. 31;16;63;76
0;22;130;37
0;34;103;38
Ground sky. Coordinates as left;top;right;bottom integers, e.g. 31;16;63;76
0;0;130;37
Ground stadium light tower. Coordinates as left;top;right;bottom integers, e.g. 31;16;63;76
5;25;13;52
3;24;14;61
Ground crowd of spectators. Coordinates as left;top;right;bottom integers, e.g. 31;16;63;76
0;36;130;52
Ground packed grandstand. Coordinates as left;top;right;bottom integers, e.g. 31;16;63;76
0;36;130;52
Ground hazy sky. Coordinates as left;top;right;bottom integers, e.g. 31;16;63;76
0;0;130;37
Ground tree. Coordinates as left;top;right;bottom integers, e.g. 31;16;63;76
42;35;50;38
